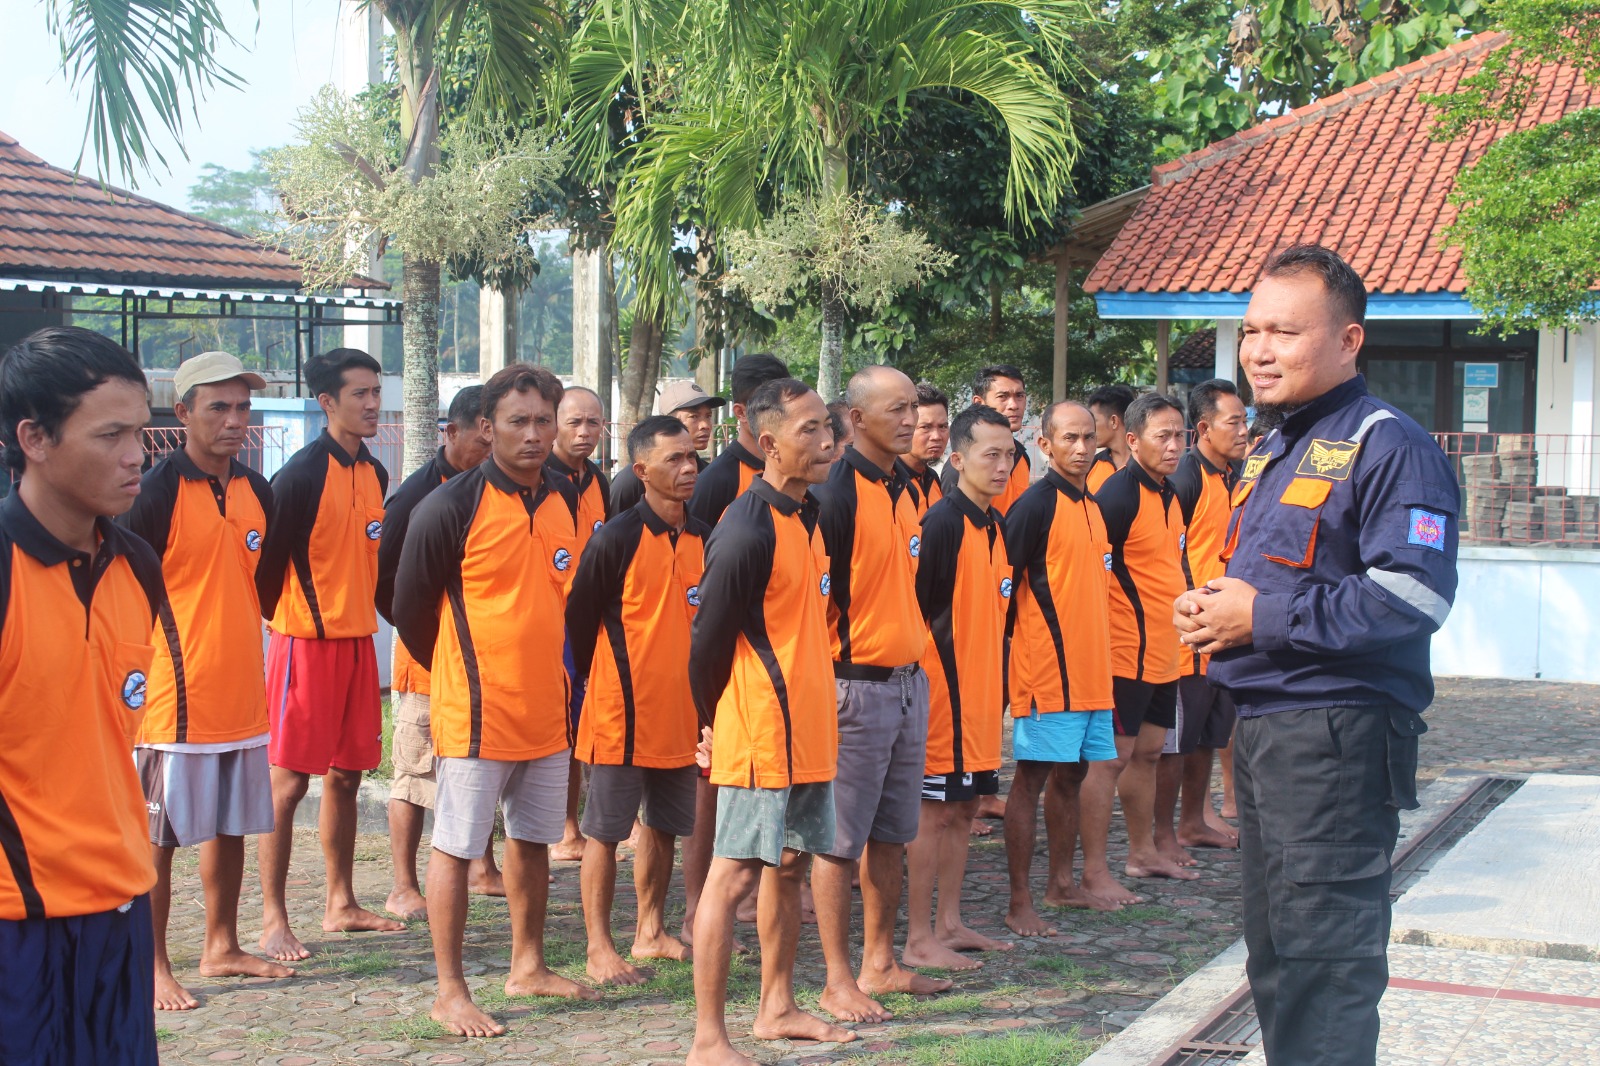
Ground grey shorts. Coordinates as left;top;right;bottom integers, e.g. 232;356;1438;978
714;782;835;866
825;666;929;860
580;763;698;842
432;750;568;857
135;744;275;848
390;691;436;809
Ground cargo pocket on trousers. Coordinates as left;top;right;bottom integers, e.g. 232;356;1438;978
1386;706;1427;810
1277;841;1391;959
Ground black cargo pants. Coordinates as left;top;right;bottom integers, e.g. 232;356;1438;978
1233;704;1426;1066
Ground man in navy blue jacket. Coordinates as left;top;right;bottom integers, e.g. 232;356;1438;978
1174;245;1458;1066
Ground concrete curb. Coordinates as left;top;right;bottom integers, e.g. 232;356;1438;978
290;776;420;835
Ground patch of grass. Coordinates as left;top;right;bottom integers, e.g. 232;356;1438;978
371;695;394;780
244;1028;287;1046
899;1026;1098;1066
154;1028;176;1043
318;949;403;978
377;1015;451;1042
1025;957;1112;990
1072;903;1174;925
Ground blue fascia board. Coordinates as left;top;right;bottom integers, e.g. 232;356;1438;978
1094;291;1482;320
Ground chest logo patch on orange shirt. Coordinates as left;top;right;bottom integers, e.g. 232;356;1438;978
687;585;702;607
246;529;262;551
820;573;831;597
554;547;572;571
909;534;921;558
122;671;147;710
1000;577;1013;599
365;520;383;540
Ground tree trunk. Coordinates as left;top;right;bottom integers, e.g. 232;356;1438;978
401;254;441;476
619;309;665;427
816;143;850;401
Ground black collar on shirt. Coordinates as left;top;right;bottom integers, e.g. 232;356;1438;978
482;456;555;506
948;485;999;529
748;475;819;526
1280;375;1369;441
724;439;765;470
318;429;376;468
546;452;598;489
636;496;691;538
0;492;130;606
432;446;462;480
843;446;898;485
1043;466;1087;502
169;448;250;484
1127;456;1177;505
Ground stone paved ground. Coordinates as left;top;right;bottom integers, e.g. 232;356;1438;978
154;678;1600;1066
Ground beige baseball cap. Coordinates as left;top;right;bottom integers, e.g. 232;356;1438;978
658;379;726;415
174;351;267;398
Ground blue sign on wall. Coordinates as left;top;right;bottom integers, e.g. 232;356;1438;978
1463;363;1500;388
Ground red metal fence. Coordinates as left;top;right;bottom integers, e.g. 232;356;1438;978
142;425;284;474
1435;433;1600;548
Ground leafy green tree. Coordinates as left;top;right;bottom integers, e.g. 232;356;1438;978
187;151;279;234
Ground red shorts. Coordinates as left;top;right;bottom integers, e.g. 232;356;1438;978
266;632;382;774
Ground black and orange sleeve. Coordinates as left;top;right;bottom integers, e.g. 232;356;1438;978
1168;453;1203;528
120;457;181;559
609;466;644;514
1096;470;1138;550
377;460;442;625
811;460;856;632
391;477;474;670
688;449;746;527
257;453;323;621
916;503;962;628
689;515;773;729
564;514;639;682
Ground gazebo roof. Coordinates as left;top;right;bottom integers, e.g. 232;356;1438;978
0;129;382;293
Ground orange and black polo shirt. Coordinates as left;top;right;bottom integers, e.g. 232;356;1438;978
688;440;764;526
813;448;926;674
376;447;464;696
689;477;835;789
121;450;273;744
392;460;580;761
916;488;1012;777
1095;459;1187;684
0;493;164;919
941;435;1030;516
547;452;612;552
1087;449;1119;494
898;458;943;516
1004;469;1115;716
610;453;709;515
257;430;388;640
1168;449;1237;677
567;499;708;769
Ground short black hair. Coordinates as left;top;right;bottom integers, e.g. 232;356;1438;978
1187;378;1239;428
305;347;381;401
730;353;790;407
482;363;564;422
746;377;816;438
972;364;1026;403
1040;399;1093;437
915;381;948;411
949;403;1012;454
0;327;147;474
1250;407;1284;442
1124;392;1185;437
826;399;851;444
446;385;484;429
1261;243;1367;326
1085;383;1137;419
627;414;690;462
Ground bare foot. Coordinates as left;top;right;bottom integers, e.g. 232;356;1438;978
385;886;428;920
1005;902;1059;937
322;904;406;934
1178;823;1238;849
1156;843;1200;868
735;894;757;924
431;990;505;1037
620;823;642;851
859;962;952;998
550;833;587;862
939;924;1014;953
153;966;199;1011
1042;883;1123;913
818;981;890;1023
968;817;994;837
587;946;652;986
1203;805;1237;835
1220;799;1238;820
901;938;982;971
504;968;601;1000
468;870;507;897
685;1037;759;1066
1080;869;1145;906
632;932;691;961
1126;854;1202;880
198;948;295;980
976;794;1007;819
258;923;312;962
799;881;817;925
751;1005;857;1043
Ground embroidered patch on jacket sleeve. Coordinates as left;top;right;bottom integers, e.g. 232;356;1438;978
1407;509;1448;551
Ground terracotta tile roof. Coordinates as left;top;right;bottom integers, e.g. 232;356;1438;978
1170;327;1216;370
0;129;382;292
1085;33;1598;296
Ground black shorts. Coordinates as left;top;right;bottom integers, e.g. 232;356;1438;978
921;769;1000;803
1112;677;1179;737
1167;675;1238;755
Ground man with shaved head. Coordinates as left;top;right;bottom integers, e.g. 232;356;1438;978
811;365;951;1024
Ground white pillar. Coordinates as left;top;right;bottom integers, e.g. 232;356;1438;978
1570;326;1596;493
478;287;516;378
339;1;386;360
1214;319;1240;383
571;243;612;397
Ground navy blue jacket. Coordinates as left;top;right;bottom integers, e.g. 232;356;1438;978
1209;376;1459;716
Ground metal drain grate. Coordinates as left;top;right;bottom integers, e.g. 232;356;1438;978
1152;774;1524;1066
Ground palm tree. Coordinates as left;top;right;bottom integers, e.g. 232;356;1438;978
43;0;565;475
594;0;1089;400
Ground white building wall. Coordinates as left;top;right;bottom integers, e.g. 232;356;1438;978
1434;547;1600;683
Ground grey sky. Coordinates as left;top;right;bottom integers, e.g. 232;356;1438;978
3;0;350;211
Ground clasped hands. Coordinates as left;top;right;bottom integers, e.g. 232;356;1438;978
1173;576;1259;655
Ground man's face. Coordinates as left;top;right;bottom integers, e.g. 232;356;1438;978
1128;407;1186;479
1089;403;1120;449
852;371;918;457
953;420;1015;500
908;403;949;464
761;391;835;485
487;387;556;481
980;376;1027;432
321;367;381;439
1040;405;1097;483
443;416;492;471
674;404;717;452
177;379;252;462
637;427;699;503
1199;393;1250;464
21;378;150;519
1241;271;1364;410
556;390;605;463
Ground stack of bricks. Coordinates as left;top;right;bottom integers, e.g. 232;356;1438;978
1461;453;1506;542
1495;436;1540;543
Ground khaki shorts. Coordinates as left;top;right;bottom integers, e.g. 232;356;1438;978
432;751;569;857
390;691;436;808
